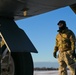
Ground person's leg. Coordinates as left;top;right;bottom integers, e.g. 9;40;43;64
65;51;75;75
58;52;67;75
68;63;75;75
58;61;67;75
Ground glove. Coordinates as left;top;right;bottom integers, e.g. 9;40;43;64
53;52;57;58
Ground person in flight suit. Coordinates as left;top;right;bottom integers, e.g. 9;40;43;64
53;20;76;75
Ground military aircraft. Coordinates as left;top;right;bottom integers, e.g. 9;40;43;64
0;0;76;75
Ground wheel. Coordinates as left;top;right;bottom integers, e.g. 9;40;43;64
11;52;34;75
1;52;34;75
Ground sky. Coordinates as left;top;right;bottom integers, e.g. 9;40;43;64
16;6;76;63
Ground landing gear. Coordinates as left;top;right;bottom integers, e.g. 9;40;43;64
0;18;37;75
0;40;34;75
1;51;33;75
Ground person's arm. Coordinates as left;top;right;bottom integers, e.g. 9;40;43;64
54;39;58;52
69;30;76;57
53;36;58;58
70;31;75;51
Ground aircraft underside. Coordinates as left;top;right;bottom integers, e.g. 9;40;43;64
0;0;76;20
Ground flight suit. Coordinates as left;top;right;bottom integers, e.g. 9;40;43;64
54;28;76;75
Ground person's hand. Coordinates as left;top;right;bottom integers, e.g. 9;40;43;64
53;52;57;58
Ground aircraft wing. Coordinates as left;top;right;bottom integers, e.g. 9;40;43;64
0;0;76;20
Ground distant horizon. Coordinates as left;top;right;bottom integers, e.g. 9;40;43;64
34;62;59;68
34;61;58;63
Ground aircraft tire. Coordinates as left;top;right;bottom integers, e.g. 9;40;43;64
11;52;34;75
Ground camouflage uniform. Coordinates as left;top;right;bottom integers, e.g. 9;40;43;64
54;27;76;75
